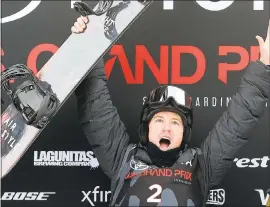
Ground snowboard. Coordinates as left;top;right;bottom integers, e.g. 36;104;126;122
1;0;152;178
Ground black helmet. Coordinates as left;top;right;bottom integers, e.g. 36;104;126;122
138;85;193;146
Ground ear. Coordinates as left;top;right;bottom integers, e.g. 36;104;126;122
138;123;149;145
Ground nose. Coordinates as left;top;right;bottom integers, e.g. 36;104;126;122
162;121;172;132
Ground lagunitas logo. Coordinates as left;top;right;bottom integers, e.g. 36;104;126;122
33;151;99;169
233;156;269;168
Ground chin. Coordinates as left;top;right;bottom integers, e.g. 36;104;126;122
158;145;171;151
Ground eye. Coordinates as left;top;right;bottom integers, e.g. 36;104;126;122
155;118;163;123
172;120;180;125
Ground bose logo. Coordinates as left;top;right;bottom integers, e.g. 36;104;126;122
1;192;56;201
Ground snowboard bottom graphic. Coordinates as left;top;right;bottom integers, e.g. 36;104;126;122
1;0;153;178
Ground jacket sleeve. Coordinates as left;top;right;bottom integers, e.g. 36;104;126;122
197;61;270;194
74;59;130;179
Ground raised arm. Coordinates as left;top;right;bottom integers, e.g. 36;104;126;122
197;20;270;195
75;58;130;179
73;17;130;179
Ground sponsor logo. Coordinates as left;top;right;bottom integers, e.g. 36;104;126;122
1;44;261;85
125;168;193;185
81;186;111;206
33;151;99;169
206;189;225;205
130;158;149;171
130;158;192;171
163;0;265;11
233;156;269;168
104;45;261;85
255;189;270;206
1;192;55;201
143;96;268;108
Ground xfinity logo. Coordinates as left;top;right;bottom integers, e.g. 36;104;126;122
1;192;55;201
255;189;269;206
33;151;99;169
206;189;225;205
81;186;111;206
233;156;269;168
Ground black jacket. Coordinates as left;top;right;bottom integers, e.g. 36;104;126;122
75;59;270;206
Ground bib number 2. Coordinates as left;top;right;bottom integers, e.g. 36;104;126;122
147;184;162;203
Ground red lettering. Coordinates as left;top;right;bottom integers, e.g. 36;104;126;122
105;45;169;84
135;45;168;84
174;169;181;176
104;45;136;83
185;172;192;181
171;46;206;84
218;46;249;84
152;169;158;176
106;45;206;84
149;169;155;176
174;170;192;180
27;43;58;76
159;169;166;176
250;46;260;61
143;170;148;176
180;170;187;178
125;172;138;179
141;170;147;176
166;169;172;176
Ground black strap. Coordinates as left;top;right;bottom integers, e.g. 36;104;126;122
73;0;114;16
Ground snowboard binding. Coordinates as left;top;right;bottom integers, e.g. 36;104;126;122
1;64;59;129
73;0;114;16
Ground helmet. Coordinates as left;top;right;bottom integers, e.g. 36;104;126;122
138;85;193;146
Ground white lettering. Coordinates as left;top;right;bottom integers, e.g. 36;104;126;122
255;189;269;205
163;0;266;11
82;187;111;206
234;156;269;168
1;192;55;201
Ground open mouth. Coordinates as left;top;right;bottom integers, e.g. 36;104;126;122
159;137;171;150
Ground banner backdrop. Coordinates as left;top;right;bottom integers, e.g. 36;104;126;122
1;1;269;207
